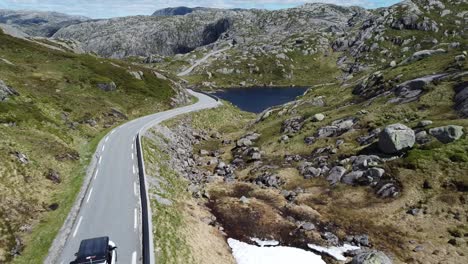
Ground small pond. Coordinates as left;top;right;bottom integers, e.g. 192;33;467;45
213;86;309;113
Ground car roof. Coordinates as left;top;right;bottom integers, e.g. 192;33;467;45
74;236;109;263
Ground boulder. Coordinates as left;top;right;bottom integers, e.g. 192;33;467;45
97;81;117;92
351;250;392;264
378;124;415;154
312;113;325;122
327;166;346;185
342;170;365;185
46;169;61;184
429;125;464;143
0;80;19;101
316;117;357;138
417;120;433;127
299;162;322;179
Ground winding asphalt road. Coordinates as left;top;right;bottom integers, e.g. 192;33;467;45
58;90;220;264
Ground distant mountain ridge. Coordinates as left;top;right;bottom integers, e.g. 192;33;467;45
152;6;214;16
0;9;88;37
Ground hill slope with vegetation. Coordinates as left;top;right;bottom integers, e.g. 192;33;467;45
0;29;186;262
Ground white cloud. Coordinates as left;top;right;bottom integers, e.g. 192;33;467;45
0;0;401;18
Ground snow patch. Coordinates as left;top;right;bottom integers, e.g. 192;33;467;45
307;243;360;261
251;238;279;247
228;238;326;264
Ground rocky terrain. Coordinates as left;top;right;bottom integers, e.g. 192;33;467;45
51;3;369;59
137;0;467;264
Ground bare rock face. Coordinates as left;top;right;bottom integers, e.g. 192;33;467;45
52;3;369;58
378;124;415;154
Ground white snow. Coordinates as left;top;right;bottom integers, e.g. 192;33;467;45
307;243;360;261
251;238;280;247
228;238;326;264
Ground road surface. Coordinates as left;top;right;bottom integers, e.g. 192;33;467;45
58;90;220;264
177;46;231;77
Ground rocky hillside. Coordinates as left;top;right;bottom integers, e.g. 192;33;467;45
138;0;467;264
52;3;369;58
0;9;88;37
0;29;188;263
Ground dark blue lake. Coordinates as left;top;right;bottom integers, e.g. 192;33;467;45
214;86;309;113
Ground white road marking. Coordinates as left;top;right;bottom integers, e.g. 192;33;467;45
98;156;102;164
131;153;134;160
132;251;137;264
105;136;109;142
73;216;83;238
102;145;105;151
94;169;99;180
133;165;136;174
134;208;137;229
110;130;115;135
132;143;134;150
134;182;137;196
86;188;93;203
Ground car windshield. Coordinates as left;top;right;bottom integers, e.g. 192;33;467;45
74;237;109;263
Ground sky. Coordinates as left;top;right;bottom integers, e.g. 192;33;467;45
0;0;402;19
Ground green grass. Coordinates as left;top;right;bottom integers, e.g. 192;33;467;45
142;134;194;264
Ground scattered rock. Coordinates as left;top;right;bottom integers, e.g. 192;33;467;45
378;124;415;154
300;222;315;231
304;136;315;145
415;131;431;144
401;49;446;64
346;235;370;247
0;80;19;101
418;120;433;127
199;149;210;156
239;196;249;204
316;117;357;138
299;162;322;179
342;170;365;185
129;71;144;80
429;125;464;143
281;116;304;134
327;166;346;185
321;232;339;245
46;169;61;184
375;182;399;198
97;81;117;92
13;152;29;164
312;113;325;122
351;250;392;264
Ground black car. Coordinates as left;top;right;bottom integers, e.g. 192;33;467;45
70;236;117;264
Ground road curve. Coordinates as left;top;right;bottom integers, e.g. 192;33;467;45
177;46;231;77
57;90;220;264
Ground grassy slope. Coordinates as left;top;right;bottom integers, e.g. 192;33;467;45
0;30;175;262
